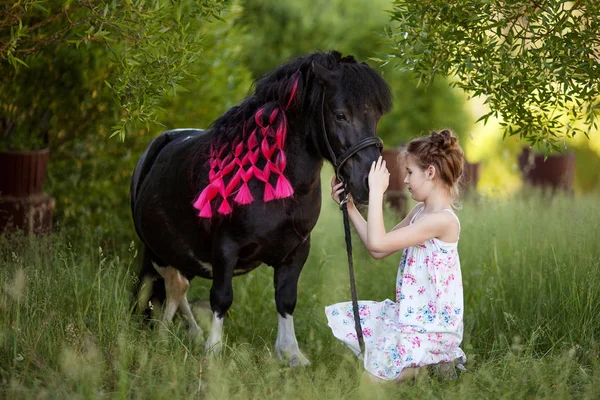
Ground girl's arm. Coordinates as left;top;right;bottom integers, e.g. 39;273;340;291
367;192;452;253
332;178;388;258
351;202;422;259
343;202;389;259
333;176;422;259
365;157;452;254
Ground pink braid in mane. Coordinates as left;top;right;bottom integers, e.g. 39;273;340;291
192;73;300;218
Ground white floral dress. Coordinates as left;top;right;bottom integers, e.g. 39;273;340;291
325;206;466;380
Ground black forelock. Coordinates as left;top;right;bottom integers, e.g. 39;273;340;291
337;62;393;116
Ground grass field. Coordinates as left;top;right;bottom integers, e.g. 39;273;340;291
1;183;599;399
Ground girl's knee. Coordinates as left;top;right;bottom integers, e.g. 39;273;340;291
361;366;427;386
394;366;427;384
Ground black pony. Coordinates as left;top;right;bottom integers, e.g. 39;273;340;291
131;51;392;366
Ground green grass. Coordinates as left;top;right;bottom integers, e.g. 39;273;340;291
1;185;599;399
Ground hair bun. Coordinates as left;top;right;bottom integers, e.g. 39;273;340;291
431;129;458;152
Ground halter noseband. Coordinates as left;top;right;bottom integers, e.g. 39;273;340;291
319;91;383;181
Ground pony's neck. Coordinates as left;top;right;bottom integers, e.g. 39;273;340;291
282;119;324;191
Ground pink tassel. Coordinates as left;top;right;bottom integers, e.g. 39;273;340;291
218;198;232;214
193;197;205;212
275;174;294;198
264;183;276;202
193;190;209;211
198;202;212;218
234;183;254;205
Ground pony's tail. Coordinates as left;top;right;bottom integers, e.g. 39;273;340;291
132;246;166;322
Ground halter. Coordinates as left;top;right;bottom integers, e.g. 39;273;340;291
319;92;384;181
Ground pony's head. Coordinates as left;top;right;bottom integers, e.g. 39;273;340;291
193;51;392;218
309;52;392;204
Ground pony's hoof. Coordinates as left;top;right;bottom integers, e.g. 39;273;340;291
276;348;311;367
189;326;204;343
205;340;222;357
288;353;311;368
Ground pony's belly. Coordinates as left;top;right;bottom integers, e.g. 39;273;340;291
233;261;262;276
182;260;261;279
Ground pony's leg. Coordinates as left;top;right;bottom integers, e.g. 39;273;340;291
152;264;203;338
134;247;166;320
205;247;236;356
178;294;203;338
274;238;311;367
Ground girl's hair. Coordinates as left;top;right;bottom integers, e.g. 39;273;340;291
405;129;465;206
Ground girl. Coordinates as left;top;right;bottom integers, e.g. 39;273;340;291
325;129;467;384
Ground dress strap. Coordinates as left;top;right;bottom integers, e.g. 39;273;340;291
442;209;461;238
409;205;425;225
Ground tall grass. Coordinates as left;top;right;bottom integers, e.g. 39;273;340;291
1;184;599;399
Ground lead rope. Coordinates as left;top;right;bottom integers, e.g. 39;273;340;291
339;190;365;356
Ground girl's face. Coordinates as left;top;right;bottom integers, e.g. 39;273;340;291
403;154;432;201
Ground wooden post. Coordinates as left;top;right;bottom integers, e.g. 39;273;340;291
381;147;408;217
0;149;54;235
0;193;55;235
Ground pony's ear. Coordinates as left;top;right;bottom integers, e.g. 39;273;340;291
312;61;337;87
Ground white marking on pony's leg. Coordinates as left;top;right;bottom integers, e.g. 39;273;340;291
275;314;310;367
205;313;224;356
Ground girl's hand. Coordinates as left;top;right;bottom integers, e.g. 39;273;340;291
330;175;352;205
368;156;390;195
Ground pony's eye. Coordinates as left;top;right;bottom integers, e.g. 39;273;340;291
335;112;347;121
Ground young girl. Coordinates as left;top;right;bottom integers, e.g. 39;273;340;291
325;129;467;383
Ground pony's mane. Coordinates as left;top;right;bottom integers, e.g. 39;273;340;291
210;51;392;142
193;51;392;218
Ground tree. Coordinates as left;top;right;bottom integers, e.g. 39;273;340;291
386;0;600;153
0;0;227;147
